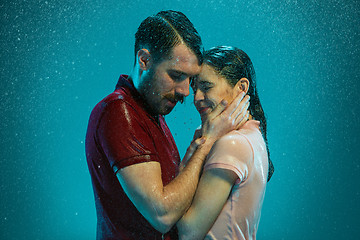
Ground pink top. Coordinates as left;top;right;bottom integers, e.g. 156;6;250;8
204;120;269;240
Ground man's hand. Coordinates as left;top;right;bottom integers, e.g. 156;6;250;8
180;129;204;171
201;89;250;141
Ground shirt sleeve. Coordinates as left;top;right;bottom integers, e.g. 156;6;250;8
203;134;254;183
97;99;158;173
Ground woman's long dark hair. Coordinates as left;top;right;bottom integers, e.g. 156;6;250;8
203;46;274;181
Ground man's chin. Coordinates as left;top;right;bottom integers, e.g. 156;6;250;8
161;105;175;115
153;103;173;116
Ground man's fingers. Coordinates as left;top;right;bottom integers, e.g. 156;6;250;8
232;99;250;120
224;91;247;117
235;110;250;129
193;129;202;140
192;137;206;148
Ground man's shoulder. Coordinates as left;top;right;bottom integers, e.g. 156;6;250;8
104;87;135;104
87;90;144;131
94;88;139;113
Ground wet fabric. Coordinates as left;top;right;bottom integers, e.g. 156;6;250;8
204;120;268;240
85;75;180;240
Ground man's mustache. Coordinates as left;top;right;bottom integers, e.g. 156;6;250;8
164;93;185;104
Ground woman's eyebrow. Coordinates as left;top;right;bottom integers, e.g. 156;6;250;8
199;80;214;85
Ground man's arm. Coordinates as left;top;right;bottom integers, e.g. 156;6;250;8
179;128;202;172
116;138;215;233
114;93;250;234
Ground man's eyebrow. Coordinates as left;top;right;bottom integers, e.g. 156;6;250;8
169;69;186;75
170;69;201;78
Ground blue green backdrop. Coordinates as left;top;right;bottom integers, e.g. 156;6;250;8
1;0;359;239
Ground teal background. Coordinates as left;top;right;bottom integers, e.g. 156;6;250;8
1;0;359;239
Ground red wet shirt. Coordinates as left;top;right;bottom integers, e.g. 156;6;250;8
85;75;180;240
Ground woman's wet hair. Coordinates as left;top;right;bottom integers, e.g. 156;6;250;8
135;10;203;65
203;46;274;181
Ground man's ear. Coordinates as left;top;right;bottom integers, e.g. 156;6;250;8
137;49;152;70
235;78;250;94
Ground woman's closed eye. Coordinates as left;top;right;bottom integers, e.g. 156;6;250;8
199;81;213;93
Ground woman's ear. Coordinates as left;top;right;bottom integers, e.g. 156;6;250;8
235;78;250;94
137;49;152;70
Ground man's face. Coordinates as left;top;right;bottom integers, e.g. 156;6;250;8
140;43;201;115
192;64;234;122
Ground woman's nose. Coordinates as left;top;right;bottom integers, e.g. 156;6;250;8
194;89;204;102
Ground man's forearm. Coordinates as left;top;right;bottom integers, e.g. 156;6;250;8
155;138;216;232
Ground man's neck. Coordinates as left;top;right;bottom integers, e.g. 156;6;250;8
129;68;141;91
129;69;160;122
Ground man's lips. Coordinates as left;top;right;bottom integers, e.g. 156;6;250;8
166;98;177;107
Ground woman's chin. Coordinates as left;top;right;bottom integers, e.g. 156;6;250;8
200;114;208;123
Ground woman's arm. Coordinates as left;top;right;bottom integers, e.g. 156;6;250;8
177;166;238;239
176;134;251;239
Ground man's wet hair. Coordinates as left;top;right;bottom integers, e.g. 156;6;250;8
203;46;274;182
135;10;203;65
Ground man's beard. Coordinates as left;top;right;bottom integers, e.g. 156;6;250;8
138;68;184;115
138;69;165;115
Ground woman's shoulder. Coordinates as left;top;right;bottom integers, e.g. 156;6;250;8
204;130;253;182
218;120;260;150
210;130;253;164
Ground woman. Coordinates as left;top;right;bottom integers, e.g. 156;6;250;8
177;46;274;240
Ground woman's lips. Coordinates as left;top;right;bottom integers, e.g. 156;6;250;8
198;107;210;114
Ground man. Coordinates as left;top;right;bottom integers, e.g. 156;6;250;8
85;10;249;239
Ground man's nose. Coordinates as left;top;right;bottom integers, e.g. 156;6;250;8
175;78;190;97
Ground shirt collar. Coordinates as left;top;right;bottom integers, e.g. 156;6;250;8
115;74;161;123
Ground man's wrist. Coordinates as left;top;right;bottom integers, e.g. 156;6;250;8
199;137;216;151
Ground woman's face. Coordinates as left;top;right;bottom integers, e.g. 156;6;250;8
192;64;235;122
